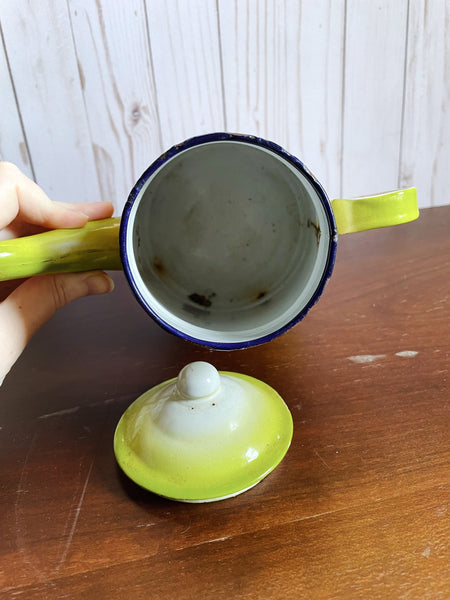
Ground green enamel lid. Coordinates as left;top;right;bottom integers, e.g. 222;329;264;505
114;362;293;502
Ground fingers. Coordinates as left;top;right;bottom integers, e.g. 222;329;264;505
0;162;114;232
0;162;86;230
0;271;114;384
0;162;117;384
53;200;115;221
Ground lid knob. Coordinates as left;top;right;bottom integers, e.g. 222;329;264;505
176;361;221;400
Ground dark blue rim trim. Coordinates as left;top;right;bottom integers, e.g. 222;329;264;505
120;133;338;350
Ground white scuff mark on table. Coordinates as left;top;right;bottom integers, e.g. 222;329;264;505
191;535;231;549
206;536;230;544
314;449;331;469
348;351;420;364
55;459;94;571
14;433;46;581
14;433;96;580
421;542;432;558
347;354;386;364
180;524;191;535
38;406;79;419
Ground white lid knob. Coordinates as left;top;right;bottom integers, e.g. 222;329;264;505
176;361;221;399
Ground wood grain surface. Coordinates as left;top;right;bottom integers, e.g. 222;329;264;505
400;0;450;209
0;205;449;599
0;0;101;205
146;0;225;147
0;37;32;178
69;0;162;213
219;0;345;199
1;0;449;210
342;0;408;198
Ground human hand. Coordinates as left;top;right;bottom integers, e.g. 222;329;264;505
0;162;115;384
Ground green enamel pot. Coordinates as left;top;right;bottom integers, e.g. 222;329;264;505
0;133;419;349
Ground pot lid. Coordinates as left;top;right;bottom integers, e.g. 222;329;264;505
114;361;293;502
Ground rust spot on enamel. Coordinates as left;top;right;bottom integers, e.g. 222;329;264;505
152;257;166;276
189;293;212;308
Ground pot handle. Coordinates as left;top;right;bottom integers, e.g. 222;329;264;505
0;217;122;281
331;188;419;234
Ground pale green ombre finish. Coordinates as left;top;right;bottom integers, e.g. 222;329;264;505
0;217;121;280
114;370;294;502
331;188;418;234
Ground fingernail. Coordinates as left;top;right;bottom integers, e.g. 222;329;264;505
85;273;115;295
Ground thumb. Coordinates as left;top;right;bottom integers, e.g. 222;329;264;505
0;271;114;383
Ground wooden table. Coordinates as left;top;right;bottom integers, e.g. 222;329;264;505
1;206;449;599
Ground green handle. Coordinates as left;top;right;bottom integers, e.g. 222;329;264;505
0;188;420;281
0;217;122;281
331;188;419;234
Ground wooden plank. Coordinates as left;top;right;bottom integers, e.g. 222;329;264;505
342;0;408;198
144;0;225;148
2;0;447;213
400;0;450;208
218;0;345;198
0;29;33;177
0;1;101;205
68;0;162;213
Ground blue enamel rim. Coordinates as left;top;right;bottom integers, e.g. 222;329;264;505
120;133;338;350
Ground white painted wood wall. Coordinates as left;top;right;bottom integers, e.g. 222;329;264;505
1;0;449;213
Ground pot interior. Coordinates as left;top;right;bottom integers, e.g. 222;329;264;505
125;140;333;346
